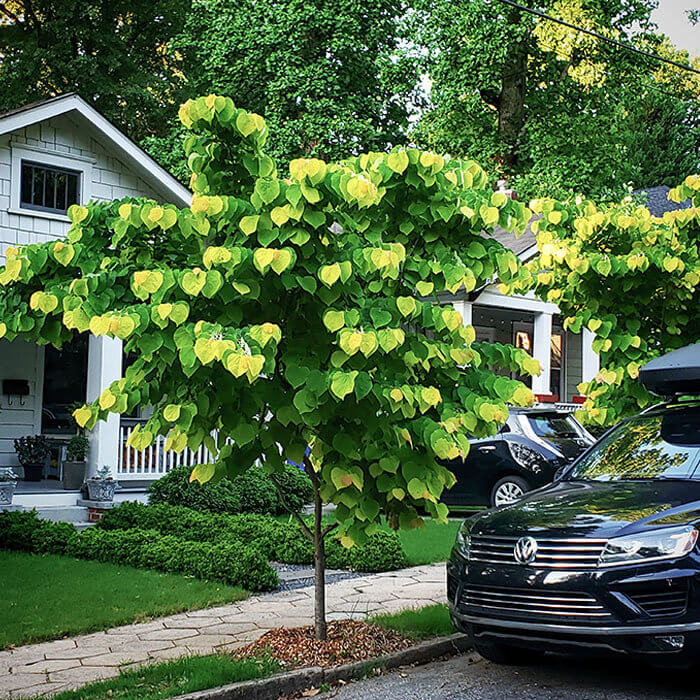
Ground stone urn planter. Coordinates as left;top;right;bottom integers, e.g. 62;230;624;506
63;435;89;490
86;466;116;501
0;468;18;506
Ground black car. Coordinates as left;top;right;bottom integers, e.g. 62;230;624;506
441;408;594;508
448;344;700;667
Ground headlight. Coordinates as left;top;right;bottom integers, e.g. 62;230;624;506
455;520;472;558
599;526;698;567
507;441;544;472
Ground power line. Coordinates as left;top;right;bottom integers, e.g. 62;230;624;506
493;0;700;76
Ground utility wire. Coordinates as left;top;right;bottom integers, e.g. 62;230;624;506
494;0;700;76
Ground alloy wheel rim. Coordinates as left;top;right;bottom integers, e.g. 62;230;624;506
494;482;524;506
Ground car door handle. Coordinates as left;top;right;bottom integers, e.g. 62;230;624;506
478;446;496;452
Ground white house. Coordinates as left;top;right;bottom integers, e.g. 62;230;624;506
1;96;681;511
0;94;190;508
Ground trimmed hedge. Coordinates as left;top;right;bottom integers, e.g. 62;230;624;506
0;510;278;591
98;502;407;573
147;464;313;516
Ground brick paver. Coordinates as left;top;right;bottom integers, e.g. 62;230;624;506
1;563;445;698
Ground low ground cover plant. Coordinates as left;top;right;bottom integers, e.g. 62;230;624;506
0;510;278;591
98;502;407;572
147;464;313;516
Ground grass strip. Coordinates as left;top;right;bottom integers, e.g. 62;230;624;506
371;604;454;640
49;654;279;700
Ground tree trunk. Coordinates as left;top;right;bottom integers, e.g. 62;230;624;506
496;22;529;174
308;459;327;640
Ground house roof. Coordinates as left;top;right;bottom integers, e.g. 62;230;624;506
634;185;691;217
0;94;191;208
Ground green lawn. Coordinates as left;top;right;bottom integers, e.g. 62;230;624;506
0;552;248;648
51;654;279;700
392;519;463;566
50;604;453;700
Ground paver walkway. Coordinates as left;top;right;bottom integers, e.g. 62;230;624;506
0;563;445;699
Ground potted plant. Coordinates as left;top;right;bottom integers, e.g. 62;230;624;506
86;466;116;502
63;435;89;490
0;468;18;506
14;435;50;482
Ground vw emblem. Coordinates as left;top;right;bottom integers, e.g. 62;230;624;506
514;536;538;564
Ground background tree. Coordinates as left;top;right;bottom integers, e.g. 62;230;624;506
143;0;421;181
0;94;538;638
504;177;700;426
0;0;190;140
412;0;700;200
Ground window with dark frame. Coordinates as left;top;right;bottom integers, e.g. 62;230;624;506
20;160;80;215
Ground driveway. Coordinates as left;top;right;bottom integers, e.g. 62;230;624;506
321;651;698;699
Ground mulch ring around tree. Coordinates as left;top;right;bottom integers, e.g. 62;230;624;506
234;620;413;669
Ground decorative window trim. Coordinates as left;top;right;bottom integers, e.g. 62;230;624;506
10;144;93;222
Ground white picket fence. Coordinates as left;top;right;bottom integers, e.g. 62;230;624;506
116;420;216;480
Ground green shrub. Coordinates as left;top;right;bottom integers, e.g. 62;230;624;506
348;531;407;572
146;464;313;515
32;520;77;555
0;510;42;551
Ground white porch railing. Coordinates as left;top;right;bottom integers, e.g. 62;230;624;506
116;419;215;480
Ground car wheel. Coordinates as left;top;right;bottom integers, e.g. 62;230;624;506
491;476;529;507
473;638;544;665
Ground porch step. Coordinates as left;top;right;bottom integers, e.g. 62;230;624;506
35;505;89;523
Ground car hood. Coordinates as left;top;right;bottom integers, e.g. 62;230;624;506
471;479;700;539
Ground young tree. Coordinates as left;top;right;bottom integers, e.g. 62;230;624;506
0;95;539;638
412;0;700;200
0;0;189;140
143;0;421;179
503;177;700;426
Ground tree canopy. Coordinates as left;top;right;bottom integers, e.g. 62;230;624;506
143;0;421;181
504;177;700;426
412;0;700;200
0;0;190;140
0;93;540;634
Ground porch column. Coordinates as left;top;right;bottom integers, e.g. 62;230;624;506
453;299;473;327
581;328;600;383
532;311;552;397
86;335;122;479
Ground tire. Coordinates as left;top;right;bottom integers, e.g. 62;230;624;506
473;638;544;665
490;475;529;507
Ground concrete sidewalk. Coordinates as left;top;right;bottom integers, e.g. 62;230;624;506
0;563;446;698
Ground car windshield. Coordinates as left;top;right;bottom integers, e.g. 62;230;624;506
565;407;700;482
528;413;580;438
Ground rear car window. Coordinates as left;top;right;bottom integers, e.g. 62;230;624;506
566;406;700;482
528;413;580;438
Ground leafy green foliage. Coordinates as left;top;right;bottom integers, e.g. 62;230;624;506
147;464;312;515
505;177;700;425
0;0;189;141
412;0;700;200
0;94;539;549
143;0;420;175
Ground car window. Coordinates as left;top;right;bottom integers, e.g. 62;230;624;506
566;407;700;482
528;413;580;438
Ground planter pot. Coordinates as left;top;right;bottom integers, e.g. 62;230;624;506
0;481;16;505
63;461;87;490
86;478;116;502
23;463;43;482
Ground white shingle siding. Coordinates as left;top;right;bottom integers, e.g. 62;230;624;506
0;114;162;261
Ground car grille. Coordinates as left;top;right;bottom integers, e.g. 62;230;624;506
461;584;613;622
625;581;689;618
470;535;608;569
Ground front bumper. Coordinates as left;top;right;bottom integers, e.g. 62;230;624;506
448;550;700;658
